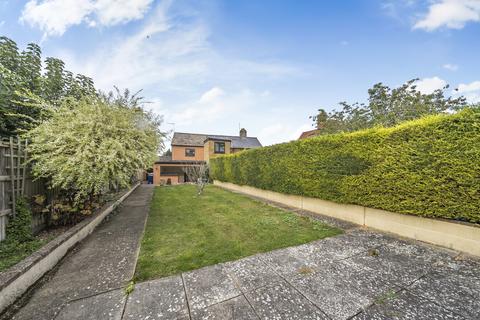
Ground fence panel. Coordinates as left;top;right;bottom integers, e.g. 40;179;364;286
0;136;29;241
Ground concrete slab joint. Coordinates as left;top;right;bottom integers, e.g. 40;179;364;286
214;180;480;257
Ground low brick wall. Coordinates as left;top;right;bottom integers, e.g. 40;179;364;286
214;181;480;256
0;183;140;314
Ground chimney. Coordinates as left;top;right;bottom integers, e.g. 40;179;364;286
239;128;247;138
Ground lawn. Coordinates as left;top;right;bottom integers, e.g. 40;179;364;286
135;184;342;281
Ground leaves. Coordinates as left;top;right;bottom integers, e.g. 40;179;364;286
311;79;468;134
27;96;163;202
211;108;480;223
0;36;97;136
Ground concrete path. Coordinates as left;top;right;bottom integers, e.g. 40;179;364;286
9;185;154;320
111;228;479;320
8;185;480;319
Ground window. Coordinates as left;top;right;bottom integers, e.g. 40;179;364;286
214;142;225;154
185;148;196;157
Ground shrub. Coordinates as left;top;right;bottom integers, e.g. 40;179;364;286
210;108;480;223
27;96;162;202
0;198;44;271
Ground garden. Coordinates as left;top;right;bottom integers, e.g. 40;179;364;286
0;36;163;271
135;184;341;281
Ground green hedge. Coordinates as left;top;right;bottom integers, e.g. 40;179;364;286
210;108;480;223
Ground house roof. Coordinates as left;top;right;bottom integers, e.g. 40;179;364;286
172;132;262;149
298;129;321;140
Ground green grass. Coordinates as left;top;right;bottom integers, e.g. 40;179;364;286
0;238;47;272
135;184;342;281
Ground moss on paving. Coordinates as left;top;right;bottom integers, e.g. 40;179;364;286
135;184;341;281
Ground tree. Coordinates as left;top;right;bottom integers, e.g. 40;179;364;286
43;57;66;104
27;96;163;202
311;79;468;134
185;164;209;195
0;36;98;136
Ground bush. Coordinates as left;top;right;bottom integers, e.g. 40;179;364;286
27;96;162;202
0;198;44;271
6;197;34;242
210;108;480;223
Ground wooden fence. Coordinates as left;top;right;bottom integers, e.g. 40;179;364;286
0;136;48;241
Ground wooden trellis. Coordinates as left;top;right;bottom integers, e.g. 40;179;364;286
0;136;28;241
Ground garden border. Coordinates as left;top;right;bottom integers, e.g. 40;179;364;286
214;181;480;257
0;182;140;314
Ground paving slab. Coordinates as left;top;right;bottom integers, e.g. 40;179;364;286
407;270;480;319
258;229;392;280
290;259;400;320
9;185;154;320
352;289;466;320
224;255;282;293
191;295;257;320
246;280;329;320
55;289;126;320
123;275;189;320
183;263;241;310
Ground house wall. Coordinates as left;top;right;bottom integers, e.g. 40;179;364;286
153;164;183;185
231;148;245;154
172;146;205;161
204;140;231;162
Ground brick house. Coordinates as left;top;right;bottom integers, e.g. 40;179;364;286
153;128;262;185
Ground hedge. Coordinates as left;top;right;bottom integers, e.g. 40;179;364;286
210;108;480;223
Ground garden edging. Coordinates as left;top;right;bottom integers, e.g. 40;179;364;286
214;180;480;256
0;182;140;314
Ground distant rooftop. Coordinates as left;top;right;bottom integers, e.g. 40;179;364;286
298;129;321;140
172;131;262;149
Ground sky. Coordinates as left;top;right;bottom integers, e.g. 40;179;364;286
1;0;480;146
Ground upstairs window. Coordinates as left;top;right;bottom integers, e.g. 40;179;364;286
185;148;196;157
214;142;225;154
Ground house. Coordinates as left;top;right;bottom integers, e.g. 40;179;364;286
153;128;262;185
298;129;321;140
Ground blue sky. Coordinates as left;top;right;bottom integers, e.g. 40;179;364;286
1;0;480;146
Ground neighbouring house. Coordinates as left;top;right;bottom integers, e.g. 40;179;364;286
153;128;262;185
298;128;321;140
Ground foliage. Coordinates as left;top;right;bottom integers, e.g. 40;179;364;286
311;79;468;134
135;185;341;280
0;36;96;136
211;108;480;223
0;198;45;271
6;197;34;242
27;96;163;202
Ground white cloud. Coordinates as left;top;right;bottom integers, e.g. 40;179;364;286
59;0;209;91
58;1;298;92
150;88;258;128
457;80;480;93
442;63;458;71
199;87;224;104
20;0;154;37
415;76;447;94
414;0;480;31
452;80;480;103
94;0;153;26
